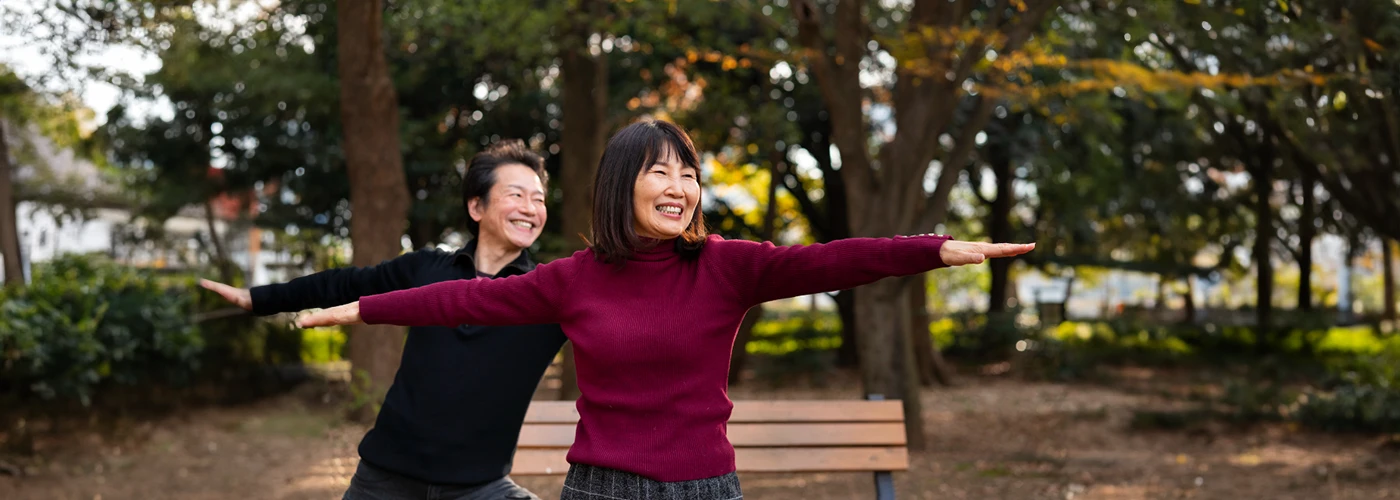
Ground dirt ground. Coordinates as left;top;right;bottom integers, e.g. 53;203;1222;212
2;370;1397;500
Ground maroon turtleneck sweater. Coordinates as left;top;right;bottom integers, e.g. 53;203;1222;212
359;234;952;482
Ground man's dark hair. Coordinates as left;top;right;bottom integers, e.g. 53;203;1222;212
461;139;548;235
589;118;707;263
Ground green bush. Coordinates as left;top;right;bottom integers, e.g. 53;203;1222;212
300;326;346;364
1029;319;1400;433
0;255;203;407
1292;336;1400;433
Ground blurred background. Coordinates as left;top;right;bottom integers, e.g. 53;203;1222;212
1;0;1398;498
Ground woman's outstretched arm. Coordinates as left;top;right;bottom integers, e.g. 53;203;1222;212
712;235;1033;306
296;254;580;329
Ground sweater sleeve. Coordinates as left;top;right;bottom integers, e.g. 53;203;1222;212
712;234;953;306
358;253;579;327
248;250;430;316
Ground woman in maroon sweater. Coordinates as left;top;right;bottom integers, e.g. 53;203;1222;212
299;119;1033;499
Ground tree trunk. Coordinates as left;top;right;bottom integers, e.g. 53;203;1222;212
554;0;609;402
1384;239;1396;333
1155;277;1168;312
835;290;859;367
406;217;438;251
909;276;954;387
202;199;235;284
856;278;926;451
1251;152;1274;341
557;0;608;252
813;135;861;368
1182;277;1197;325
730;157;782;386
0;119;22;287
338;0;413;422
987;148;1014;314
1298;171;1316;311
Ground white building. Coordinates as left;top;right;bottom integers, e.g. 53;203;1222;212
2;122;306;285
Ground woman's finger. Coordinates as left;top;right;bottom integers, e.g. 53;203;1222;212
981;242;1035;258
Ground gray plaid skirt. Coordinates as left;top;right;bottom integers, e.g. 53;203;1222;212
559;464;742;500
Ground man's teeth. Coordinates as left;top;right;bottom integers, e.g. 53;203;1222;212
511;221;534;229
656;206;681;215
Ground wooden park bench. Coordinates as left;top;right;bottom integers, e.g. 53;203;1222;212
513;397;909;499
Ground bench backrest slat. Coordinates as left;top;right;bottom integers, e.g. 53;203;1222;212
518;422;907;447
512;447;909;475
515;400;909;475
522;400;905;424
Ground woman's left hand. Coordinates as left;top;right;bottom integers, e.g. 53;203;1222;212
939;241;1035;267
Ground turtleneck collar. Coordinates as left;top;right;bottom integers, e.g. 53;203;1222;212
629;238;679;261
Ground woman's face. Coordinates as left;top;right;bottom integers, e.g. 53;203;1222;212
632;147;700;240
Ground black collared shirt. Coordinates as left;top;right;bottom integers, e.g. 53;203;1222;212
250;240;567;485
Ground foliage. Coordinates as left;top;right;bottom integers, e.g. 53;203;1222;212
299;327;346;364
0;254;203;407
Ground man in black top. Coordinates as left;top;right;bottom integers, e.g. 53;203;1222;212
201;140;564;499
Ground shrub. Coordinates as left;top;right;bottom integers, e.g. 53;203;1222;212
0;255;203;407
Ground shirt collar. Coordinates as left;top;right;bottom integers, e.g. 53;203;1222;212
452;238;537;276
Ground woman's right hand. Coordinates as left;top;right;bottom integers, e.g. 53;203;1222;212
939;240;1035;267
200;279;253;310
296;301;363;328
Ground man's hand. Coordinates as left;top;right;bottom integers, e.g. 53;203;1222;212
296;301;363;328
939;241;1035;267
200;279;253;310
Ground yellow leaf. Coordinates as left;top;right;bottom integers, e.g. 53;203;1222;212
1234;7;1245;15
1275;0;1288;12
1364;38;1384;52
1184;0;1201;4
1334;91;1347;110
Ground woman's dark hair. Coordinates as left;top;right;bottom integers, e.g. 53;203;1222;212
590;118;707;263
461;139;548;235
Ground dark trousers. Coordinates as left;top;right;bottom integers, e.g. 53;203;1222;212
559;464;742;500
343;460;540;500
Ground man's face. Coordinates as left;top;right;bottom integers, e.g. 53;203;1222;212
469;164;547;250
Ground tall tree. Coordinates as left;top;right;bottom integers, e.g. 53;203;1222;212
790;0;1057;449
1385;239;1396;331
337;0;412;419
0;116;19;287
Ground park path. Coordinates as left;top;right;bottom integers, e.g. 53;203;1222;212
2;372;1395;499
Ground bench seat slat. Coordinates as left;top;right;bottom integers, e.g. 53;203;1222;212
524;400;904;424
518;422;906;447
511;447;909;475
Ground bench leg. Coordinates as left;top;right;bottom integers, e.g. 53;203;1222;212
874;471;896;500
866;394;897;499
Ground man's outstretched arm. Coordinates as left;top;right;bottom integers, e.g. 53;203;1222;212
202;251;429;316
